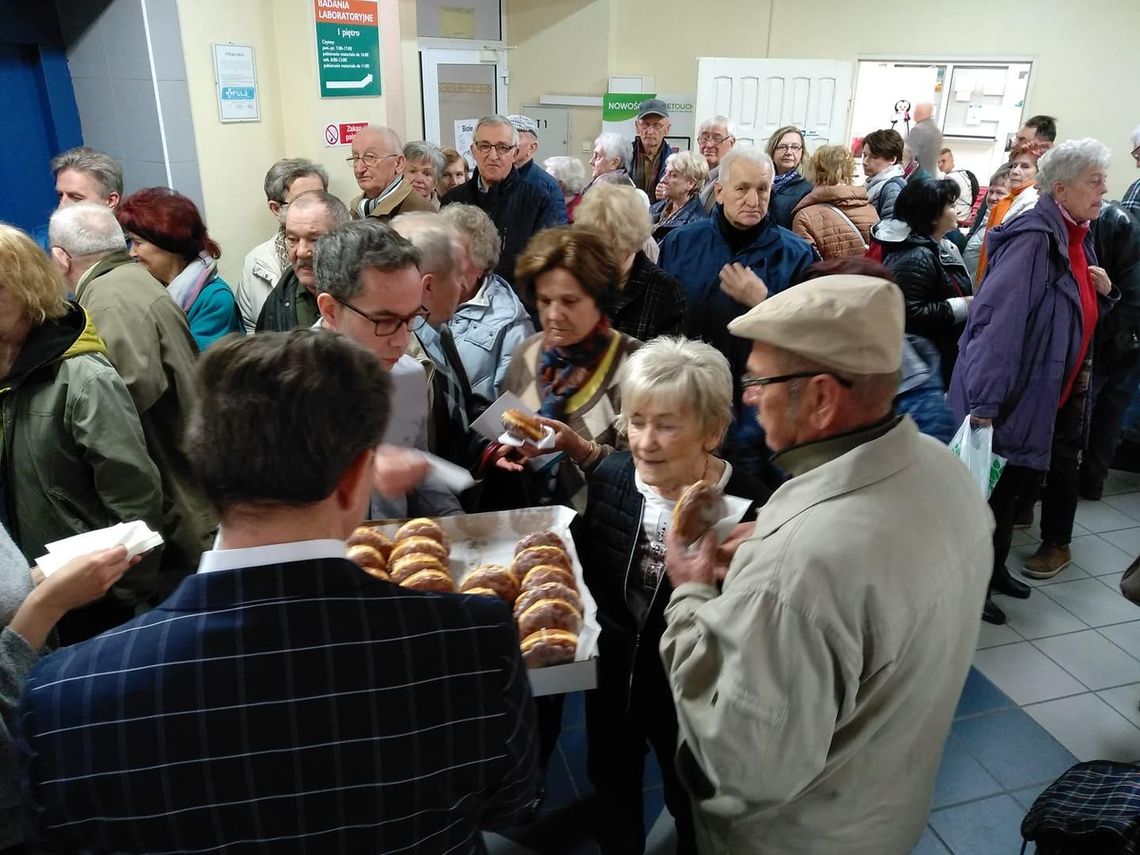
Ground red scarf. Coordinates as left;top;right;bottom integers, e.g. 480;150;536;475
1058;216;1097;408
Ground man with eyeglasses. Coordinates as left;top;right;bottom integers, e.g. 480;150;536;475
1122;123;1140;220
631;99;678;198
507;114;569;225
441;115;559;293
660;275;993;855
697;115;737;214
314;219;463;518
347;125;435;221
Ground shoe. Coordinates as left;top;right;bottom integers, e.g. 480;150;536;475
992;565;1031;599
1012;505;1035;529
982;596;1007;625
1079;482;1104;501
1023;544;1072;579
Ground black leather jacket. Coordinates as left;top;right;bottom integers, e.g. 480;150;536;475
1093;202;1140;374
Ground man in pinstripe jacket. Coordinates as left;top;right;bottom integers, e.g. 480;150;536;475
18;330;539;854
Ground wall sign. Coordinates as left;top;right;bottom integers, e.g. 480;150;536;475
323;122;368;146
314;0;381;98
212;43;260;122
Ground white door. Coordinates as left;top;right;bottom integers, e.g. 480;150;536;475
420;48;508;154
695;58;854;153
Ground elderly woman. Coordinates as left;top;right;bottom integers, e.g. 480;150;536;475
543;155;589;222
571;336;769;855
875;179;972;385
650;151;709;243
791;144;879;259
403;141;446;209
437;147;469;197
0;224;163;640
860;128;907;219
588;132;635;189
765;125;813;228
963;164;1012;281
975;140;1048;282
117;188;242;350
950;139;1115;625
574;184;686;341
439;202;534;404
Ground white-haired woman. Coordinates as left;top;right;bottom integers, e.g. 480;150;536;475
403;141;445;209
544;155;589;222
588;132;635;189
950;139;1117;625
650;151;710;243
568;336;769;855
574;184;685;342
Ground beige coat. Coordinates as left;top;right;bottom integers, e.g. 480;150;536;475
791;184;879;260
661;417;993;855
349;177;436;221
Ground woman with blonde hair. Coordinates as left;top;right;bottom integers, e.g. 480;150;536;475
437;146;469;196
649;151;709;243
791;144;879;259
765;125;813;228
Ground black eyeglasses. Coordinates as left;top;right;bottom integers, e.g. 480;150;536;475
473;141;517;156
335;296;429;337
741;371;854;389
346;153;399;168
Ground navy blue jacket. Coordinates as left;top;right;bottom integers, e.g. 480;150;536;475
517;159;569;225
768;173;813;229
650;194;708;244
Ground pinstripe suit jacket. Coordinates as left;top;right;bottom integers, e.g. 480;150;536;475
18;557;539;853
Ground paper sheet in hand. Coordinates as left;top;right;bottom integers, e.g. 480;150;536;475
422;452;477;493
35;521;163;576
471;392;560;468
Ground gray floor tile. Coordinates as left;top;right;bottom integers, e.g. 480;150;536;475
1098;621;1140;660
973;642;1087;704
928;794;1027;854
1011;782;1050;811
976;621;1021;649
1068;534;1134;576
1098;684;1140;727
1101;526;1140;555
1001;591;1088;639
1042;579;1140;627
911;826;951;854
1034;630;1140;690
1075;501;1140;533
1024;693;1140;762
951;708;1077;789
1010;529;1040;549
1098;570;1126;590
931;734;1003;808
1103;492;1140;521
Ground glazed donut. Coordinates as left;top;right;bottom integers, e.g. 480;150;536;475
389;536;449;564
389;553;448;584
519;564;576;592
394;517;451;550
347;527;394;560
513;581;582;619
513;530;567;556
672;480;727;546
516;597;582;638
502;409;544;442
347;544;387;574
462;586;499;599
520;628;578;668
512;545;571;582
400;569;455;593
459;564;518;603
360;566;391;582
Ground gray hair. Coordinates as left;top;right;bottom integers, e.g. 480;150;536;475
573;184;652;255
475;116;519;147
1133;124;1140;149
285;190;351;226
989;163;1013;184
1036;138;1111;192
718;146;774;187
439;203;501;271
543;156;589;195
698;115;738;138
594;132;630;172
664;151;710;187
49;147;123;199
263;158;329;204
48;202;127;257
616;336;734;440
403;141;446;181
313;220;421;300
390;212;459;278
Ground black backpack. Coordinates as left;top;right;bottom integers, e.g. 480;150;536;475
963;169;980;206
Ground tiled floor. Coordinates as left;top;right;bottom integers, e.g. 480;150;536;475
489;469;1140;854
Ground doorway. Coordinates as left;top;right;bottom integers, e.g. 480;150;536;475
420;48;508;162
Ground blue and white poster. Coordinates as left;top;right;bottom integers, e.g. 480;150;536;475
212;43;260;123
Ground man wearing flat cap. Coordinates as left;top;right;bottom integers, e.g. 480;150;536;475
660;276;994;855
507;114;569;224
631;98;678;197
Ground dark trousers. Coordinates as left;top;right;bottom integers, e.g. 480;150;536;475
1039;400;1085;547
586;650;697;855
990;464;1044;582
1083;361;1140;490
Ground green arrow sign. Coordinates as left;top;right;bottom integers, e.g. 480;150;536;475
314;0;381;98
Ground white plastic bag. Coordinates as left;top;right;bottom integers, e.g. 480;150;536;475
949;416;1006;498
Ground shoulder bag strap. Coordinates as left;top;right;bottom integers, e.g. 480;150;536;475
824;204;868;250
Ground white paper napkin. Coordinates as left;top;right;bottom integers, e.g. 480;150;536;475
35;521;163;576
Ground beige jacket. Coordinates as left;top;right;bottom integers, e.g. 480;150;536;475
349;177;436;221
661;417;994;855
791;184;879;260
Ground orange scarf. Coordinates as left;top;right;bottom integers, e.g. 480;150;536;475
976;183;1032;284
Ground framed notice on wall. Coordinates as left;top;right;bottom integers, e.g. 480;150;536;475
212;43;260;122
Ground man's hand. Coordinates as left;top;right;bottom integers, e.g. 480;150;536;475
372;444;430;498
719;263;768;307
714;522;755;577
665;527;719;588
1090;265;1113;297
970;415;993;428
654;181;668;201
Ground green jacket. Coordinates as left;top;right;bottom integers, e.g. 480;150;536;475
75;253;217;595
0;304;164;609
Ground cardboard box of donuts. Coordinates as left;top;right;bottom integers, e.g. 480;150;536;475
345;506;599;697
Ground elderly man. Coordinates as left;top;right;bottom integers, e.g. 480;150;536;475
1123;123;1140;218
257;190;351;331
348;125;434;221
236;158;329;332
659;146;814;482
48;203;216;603
441;114;559;289
697;116;737;214
631;99;678;197
508;114;569;224
937;147;979;224
906;102;942;177
661;276;993;855
1015;114;1058;148
20;330;539;852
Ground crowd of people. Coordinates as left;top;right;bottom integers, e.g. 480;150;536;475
0;96;1138;854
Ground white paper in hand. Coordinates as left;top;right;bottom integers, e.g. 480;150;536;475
35;521;163;577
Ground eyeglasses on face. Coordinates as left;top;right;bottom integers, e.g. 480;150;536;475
335;296;429;337
473;141;517;156
698;133;732;145
741;370;854;390
346;153;399;168
774;143;804;153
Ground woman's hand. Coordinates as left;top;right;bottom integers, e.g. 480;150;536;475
719;263;768;307
1090;266;1113;297
534;416;591;461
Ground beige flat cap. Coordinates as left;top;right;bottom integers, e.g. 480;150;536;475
727;275;904;374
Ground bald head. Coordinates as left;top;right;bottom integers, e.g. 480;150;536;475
350;125;406;199
914;103;934;123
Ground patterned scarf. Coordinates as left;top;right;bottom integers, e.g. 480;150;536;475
772;169;800;194
538;320;614;419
